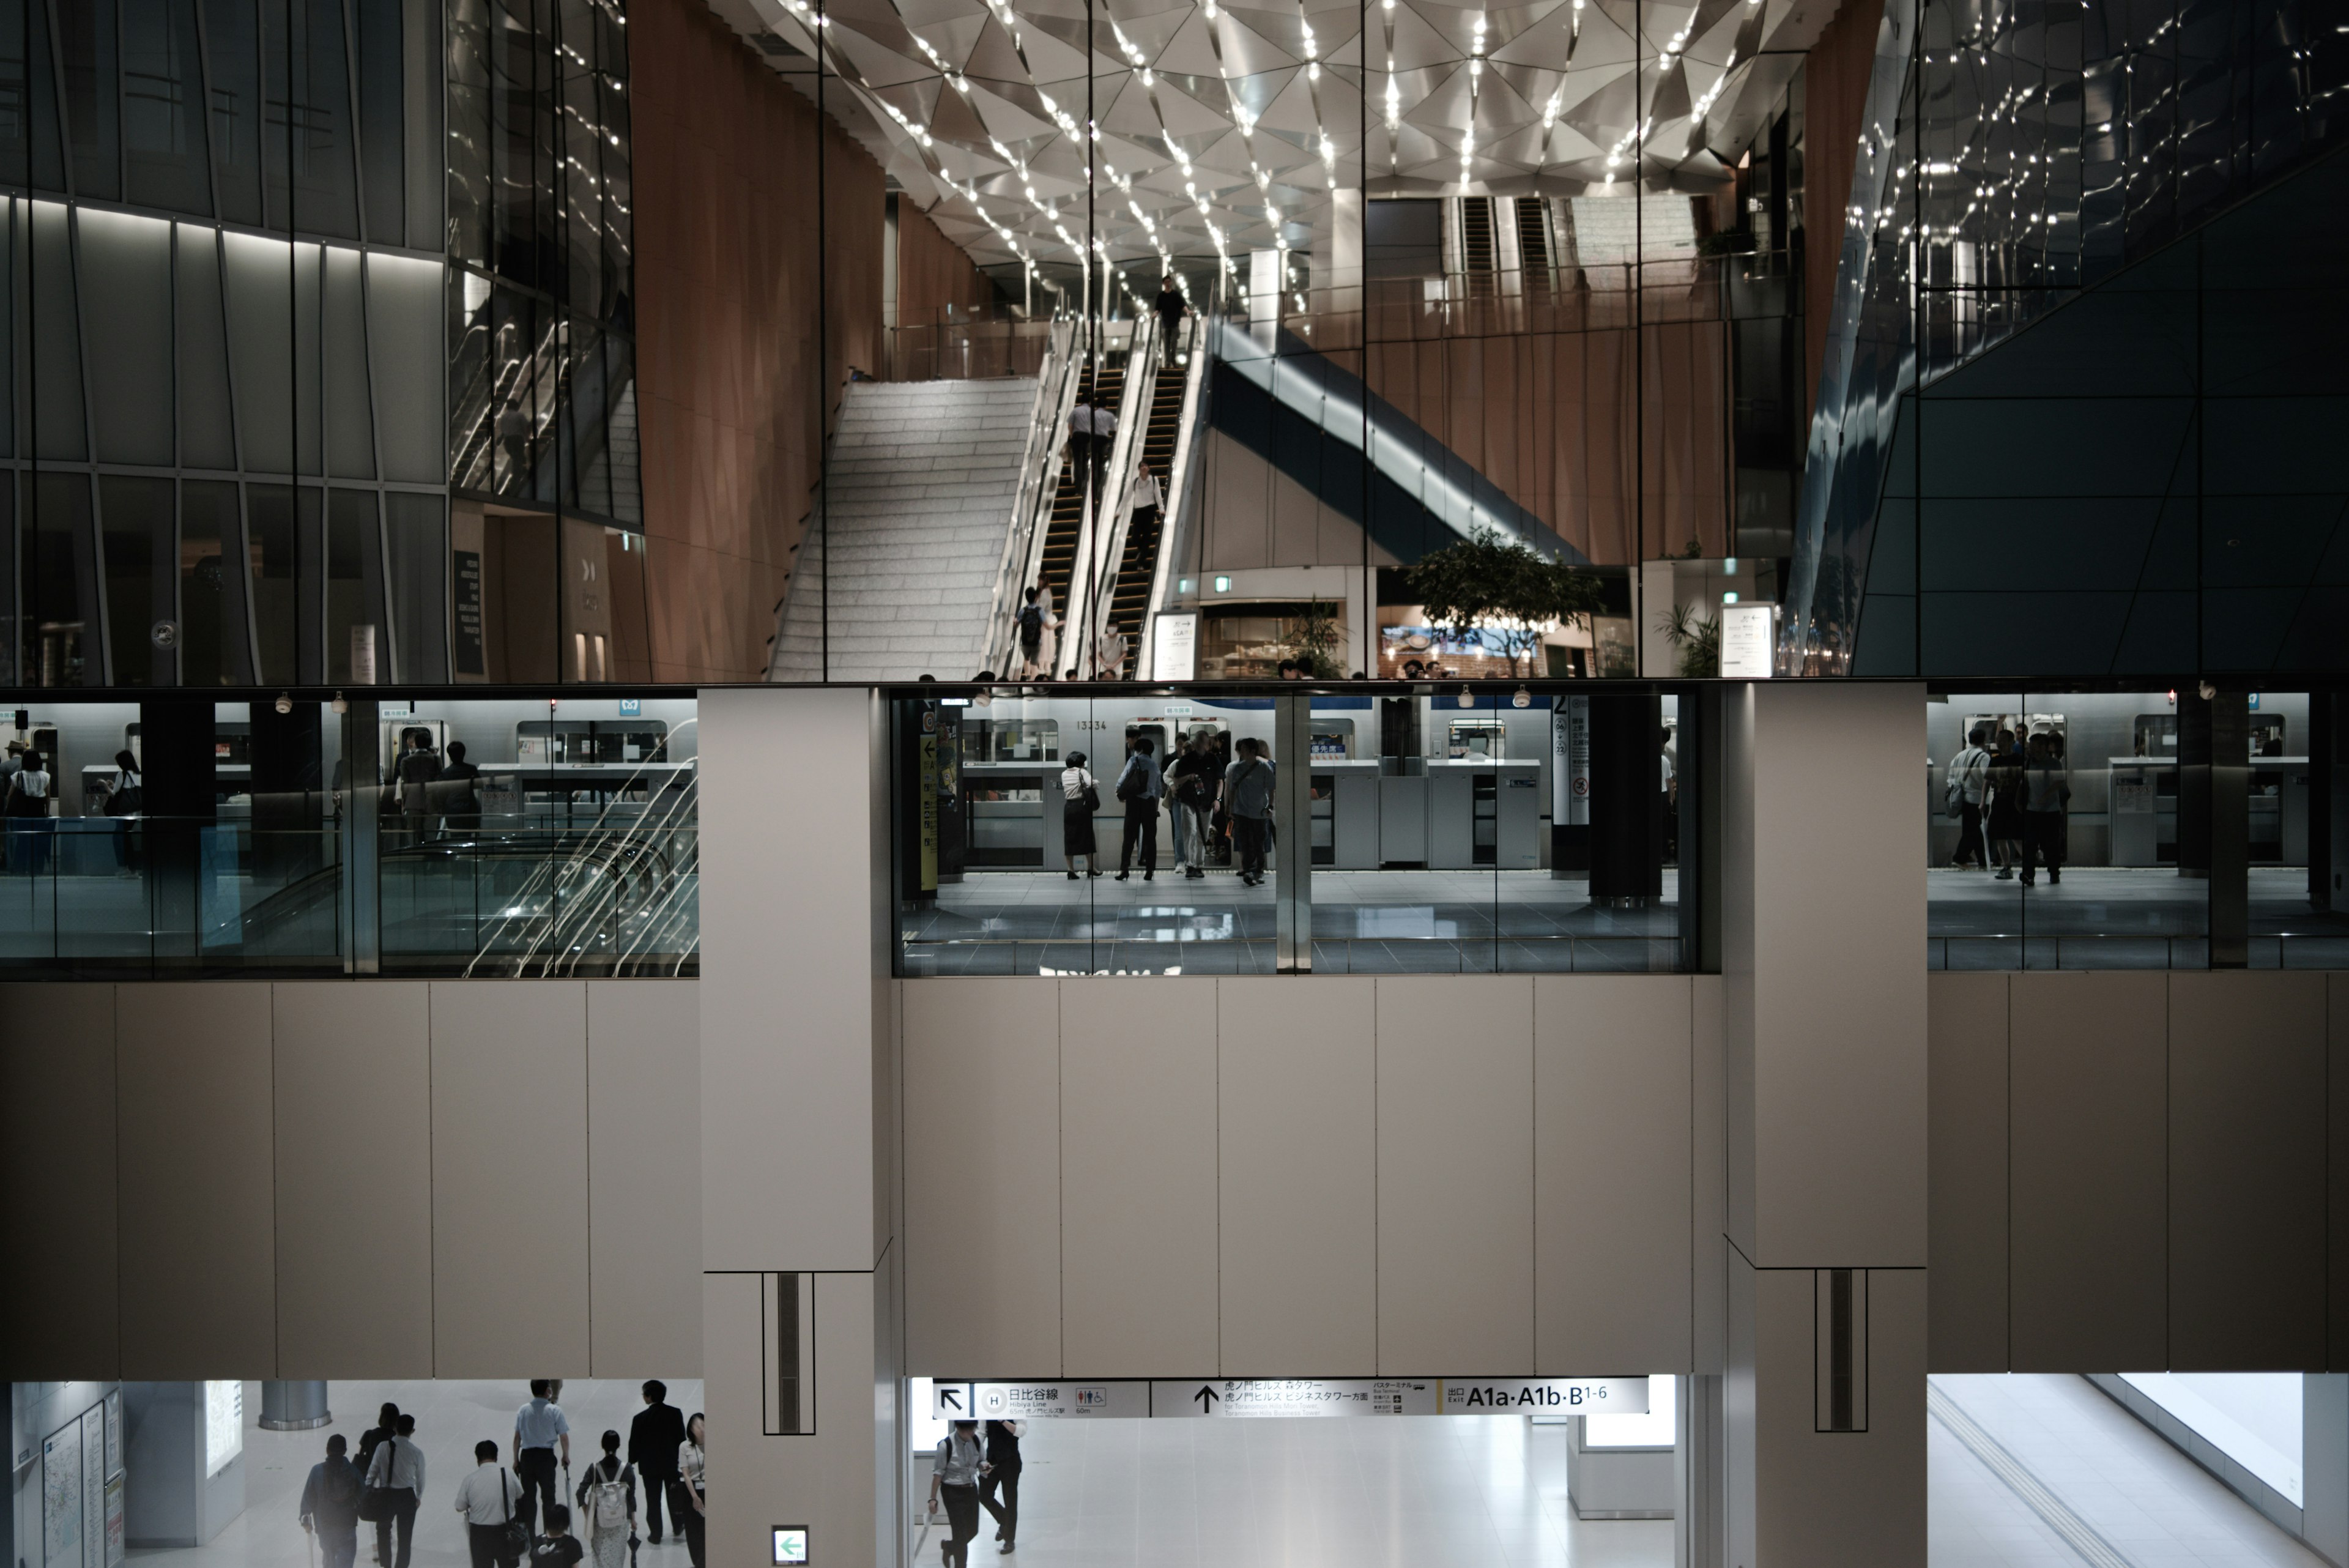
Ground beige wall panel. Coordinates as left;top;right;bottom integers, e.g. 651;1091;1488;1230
273;982;434;1376
2169;973;2326;1369
2008;972;2167;1370
588;979;704;1375
1927;973;2009;1372
902;979;1061;1377
700;688;881;1273
2334;975;2349;1372
116;983;276;1375
1533;976;1693;1375
0;985;119;1376
1218;976;1376;1375
1378;976;1534;1373
1060;978;1219;1373
432;981;591;1375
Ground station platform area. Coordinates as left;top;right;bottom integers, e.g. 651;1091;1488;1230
1927;868;2349;970
903;869;1684;975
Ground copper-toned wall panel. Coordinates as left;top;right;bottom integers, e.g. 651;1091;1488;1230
1803;0;1879;436
635;0;885;681
897;199;990;329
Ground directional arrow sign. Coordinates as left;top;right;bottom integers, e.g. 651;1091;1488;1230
1150;1380;1439;1418
929;1383;973;1420
1193;1386;1219;1413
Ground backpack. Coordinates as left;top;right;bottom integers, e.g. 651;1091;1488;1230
1115;759;1145;802
1018;602;1044;639
323;1457;363;1515
587;1463;631;1532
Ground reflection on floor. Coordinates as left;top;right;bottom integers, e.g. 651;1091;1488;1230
131;1378;703;1567
1929;1375;2328;1568
904;870;1684;975
1926;868;2349;970
911;1414;1672;1568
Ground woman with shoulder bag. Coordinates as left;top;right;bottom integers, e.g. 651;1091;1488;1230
1058;751;1100;880
677;1414;707;1568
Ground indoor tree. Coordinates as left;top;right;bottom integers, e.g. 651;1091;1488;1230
1405;527;1606;676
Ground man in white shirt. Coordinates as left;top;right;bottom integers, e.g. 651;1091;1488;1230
1947;724;1992;869
512;1381;571;1532
364;1414;427;1568
453;1441;523;1568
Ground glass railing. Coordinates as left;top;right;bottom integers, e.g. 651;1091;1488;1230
894;687;1691;976
1925;692;2346;970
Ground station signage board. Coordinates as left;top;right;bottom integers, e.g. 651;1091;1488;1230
931;1377;1647;1421
1718;602;1777;678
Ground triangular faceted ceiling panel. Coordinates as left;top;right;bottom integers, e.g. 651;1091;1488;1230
746;0;1805;276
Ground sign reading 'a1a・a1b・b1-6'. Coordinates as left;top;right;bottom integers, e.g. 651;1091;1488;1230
929;1378;1649;1421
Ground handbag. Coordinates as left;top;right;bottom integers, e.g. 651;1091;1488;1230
497;1469;529;1559
1081;782;1100;812
357;1444;397;1523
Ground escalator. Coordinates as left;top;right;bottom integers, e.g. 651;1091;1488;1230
1459;196;1497;295
1516;198;1554;298
1035;351;1128;655
1099;321;1192;675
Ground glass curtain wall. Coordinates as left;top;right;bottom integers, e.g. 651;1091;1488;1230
892;686;1691;976
0;693;697;975
0;0;453;689
1924;689;2346;968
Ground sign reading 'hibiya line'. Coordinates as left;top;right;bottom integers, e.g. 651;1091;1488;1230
929;1377;1648;1421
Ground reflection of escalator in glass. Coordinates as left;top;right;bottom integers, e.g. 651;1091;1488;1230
1459;196;1497;296
1036;355;1127;661
1100;322;1190;675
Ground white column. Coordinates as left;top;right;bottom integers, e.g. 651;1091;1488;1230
1716;682;1928;1567
699;686;902;1568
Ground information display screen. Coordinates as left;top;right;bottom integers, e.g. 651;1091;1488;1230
204;1382;243;1476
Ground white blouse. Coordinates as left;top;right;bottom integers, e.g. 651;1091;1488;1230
1059;766;1095;802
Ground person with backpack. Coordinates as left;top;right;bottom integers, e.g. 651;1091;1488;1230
573;1430;636;1568
300;1433;365;1568
1943;725;1991;869
1113;735;1162;881
527;1503;586;1568
455;1440;527;1568
1014;586;1051;680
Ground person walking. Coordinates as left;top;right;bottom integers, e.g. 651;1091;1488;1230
1985;728;2028;881
453;1441;525;1568
1154;274;1189;363
1946;725;1992;869
1223;735;1277;886
678;1414;708;1568
1059;750;1100;879
1114;736;1163;881
2021;732;2072;887
300;1433;365;1568
927;1419;989;1568
356;1403;401;1566
363;1414;426;1568
513;1381;571;1533
440;741;484;833
395;729;442;841
980;1418;1024;1555
1169;734;1220;879
1014;587;1049;680
527;1503;585;1568
573;1431;635;1568
628;1381;685;1546
7;748;53;875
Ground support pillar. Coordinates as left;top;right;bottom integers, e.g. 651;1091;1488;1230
1589;693;1664;904
699;688;902;1568
1274;694;1312;970
1715;682;1926;1567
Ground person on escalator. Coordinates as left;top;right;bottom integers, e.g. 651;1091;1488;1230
1154;274;1189;363
1129;460;1162;548
1015;586;1048;680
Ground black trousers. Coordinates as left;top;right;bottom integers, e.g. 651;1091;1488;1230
2025;811;2066;876
383;1490;419;1568
940;1482;981;1568
1953;801;1985;865
640;1471;674;1540
683;1487;707;1568
319;1523;358;1568
981;1465;1021;1545
1233;815;1269;879
466;1521;519;1568
516;1449;560;1532
1121;800;1157;872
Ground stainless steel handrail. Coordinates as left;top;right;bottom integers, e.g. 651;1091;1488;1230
982;314;1080;678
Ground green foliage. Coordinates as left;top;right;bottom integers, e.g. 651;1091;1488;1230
1285;600;1343;674
1658;600;1721;678
1405;527;1607;676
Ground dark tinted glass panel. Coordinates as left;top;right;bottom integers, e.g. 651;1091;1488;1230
264;0;359;238
201;0;262;225
178;478;242;685
58;0;121;201
122;0;213;214
100;476;176;686
384;491;446;683
30;200;87;461
0;0;69;190
326;488;384;682
445;0;492;271
28;472;96;686
246;482;297;683
354;0;401;243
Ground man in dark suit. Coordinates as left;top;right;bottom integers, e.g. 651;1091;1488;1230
628;1381;687;1545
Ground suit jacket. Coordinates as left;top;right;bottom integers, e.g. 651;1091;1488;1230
628;1404;686;1479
